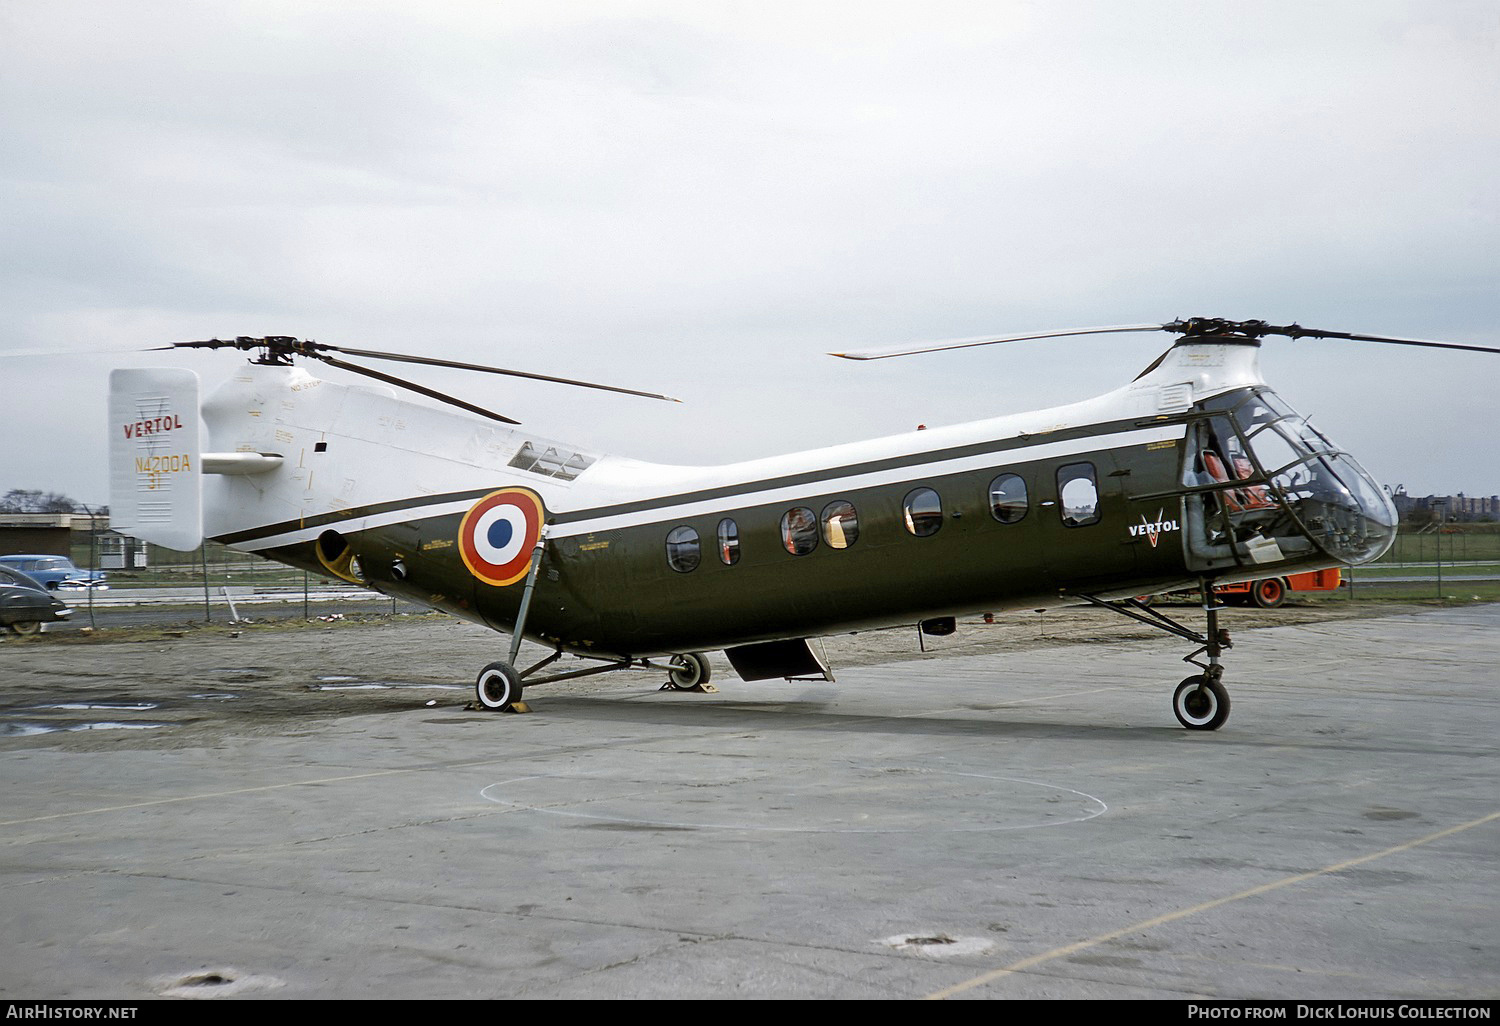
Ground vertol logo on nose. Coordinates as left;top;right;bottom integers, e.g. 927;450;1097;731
1129;508;1180;548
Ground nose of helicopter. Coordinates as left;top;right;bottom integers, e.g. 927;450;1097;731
1313;451;1399;565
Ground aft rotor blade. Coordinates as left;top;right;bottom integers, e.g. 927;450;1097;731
5;343;154;358
159;337;267;352
314;353;521;425
831;323;1170;360
315;344;683;403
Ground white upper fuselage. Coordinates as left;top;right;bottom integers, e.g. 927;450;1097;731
203;342;1262;552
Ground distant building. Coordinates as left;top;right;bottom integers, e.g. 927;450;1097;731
0;512;101;558
0;512;147;567
1390;487;1500;522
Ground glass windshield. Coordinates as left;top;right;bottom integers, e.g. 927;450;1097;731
1266;453;1396;564
1182;388;1396;568
1246;423;1302;477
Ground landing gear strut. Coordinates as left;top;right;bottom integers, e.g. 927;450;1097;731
471;649;718;712
468;529;717;713
1081;580;1234;731
472;528;549;713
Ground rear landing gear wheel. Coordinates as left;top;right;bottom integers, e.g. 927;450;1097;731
1173;675;1230;731
1251;578;1287;609
476;661;524;711
667;653;712;690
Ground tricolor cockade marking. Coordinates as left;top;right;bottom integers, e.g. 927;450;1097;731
458;488;546;587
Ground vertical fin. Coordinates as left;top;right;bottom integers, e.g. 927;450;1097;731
108;368;204;550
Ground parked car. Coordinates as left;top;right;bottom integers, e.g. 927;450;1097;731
0;565;73;635
0;554;108;591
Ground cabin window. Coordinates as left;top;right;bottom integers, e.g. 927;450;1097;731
988;473;1028;523
1057;463;1100;526
821;500;860;549
665;526;701;573
717;518;740;565
781;507;818;555
903;487;942;537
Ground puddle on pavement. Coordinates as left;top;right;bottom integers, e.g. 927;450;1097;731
1;721;171;737
308;681;464;691
29;702;160;711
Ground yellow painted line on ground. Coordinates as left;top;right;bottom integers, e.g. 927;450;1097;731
925;808;1500;1000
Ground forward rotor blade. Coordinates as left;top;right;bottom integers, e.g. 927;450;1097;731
832;318;1500;361
314;353;521;425
831;323;1170;360
315;344;683;403
1272;325;1500;355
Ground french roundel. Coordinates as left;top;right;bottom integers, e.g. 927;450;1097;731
458;488;545;587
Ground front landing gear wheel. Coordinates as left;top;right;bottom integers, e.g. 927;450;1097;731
476;661;524;712
667;653;713;691
1173;675;1230;730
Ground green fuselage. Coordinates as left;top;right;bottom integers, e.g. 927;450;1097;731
256;417;1202;659
225;359;1395;665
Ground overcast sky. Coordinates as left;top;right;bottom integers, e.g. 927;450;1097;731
3;0;1496;507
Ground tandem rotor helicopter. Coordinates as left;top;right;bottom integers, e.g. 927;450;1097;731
108;317;1500;730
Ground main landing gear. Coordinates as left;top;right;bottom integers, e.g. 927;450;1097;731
468;532;715;713
1081;581;1234;731
470;649;718;712
664;652;716;693
475;661;525;712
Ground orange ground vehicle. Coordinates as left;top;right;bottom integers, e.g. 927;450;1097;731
1215;568;1342;608
1142;568;1342;609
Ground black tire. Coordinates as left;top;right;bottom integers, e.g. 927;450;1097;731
1173;675;1230;730
1251;578;1287;609
667;653;712;690
9;620;43;637
475;661;523;711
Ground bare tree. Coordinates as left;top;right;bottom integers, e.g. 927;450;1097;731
0;489;82;513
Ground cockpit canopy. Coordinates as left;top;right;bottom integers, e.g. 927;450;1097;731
1180;388;1397;571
